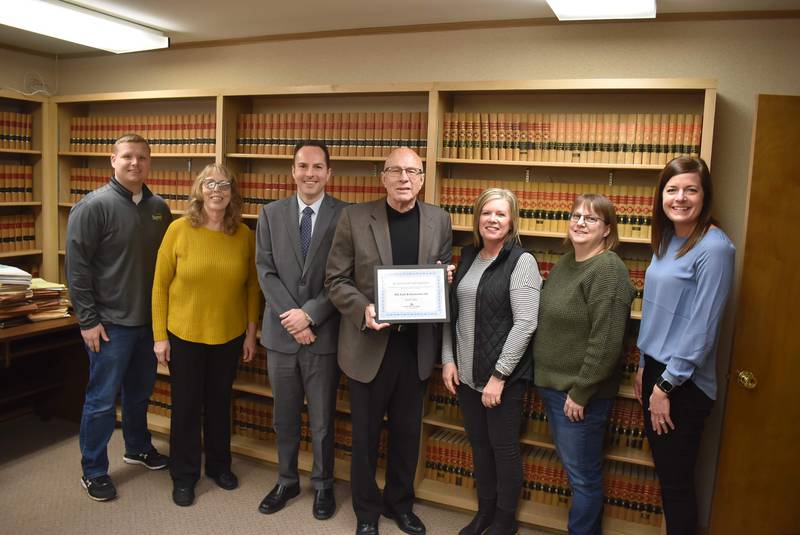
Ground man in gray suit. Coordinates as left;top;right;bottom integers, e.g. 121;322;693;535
256;141;347;520
326;147;452;535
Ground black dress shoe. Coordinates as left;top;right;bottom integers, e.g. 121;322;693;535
172;484;195;507
258;483;300;514
209;471;238;490
383;510;426;535
313;487;336;520
356;521;379;535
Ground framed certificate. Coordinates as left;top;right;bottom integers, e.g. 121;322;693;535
374;264;450;323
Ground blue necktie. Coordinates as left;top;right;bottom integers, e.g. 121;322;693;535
300;206;314;259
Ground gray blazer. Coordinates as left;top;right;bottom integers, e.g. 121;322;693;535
326;197;452;383
256;193;347;355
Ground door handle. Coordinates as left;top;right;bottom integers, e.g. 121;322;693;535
737;370;758;390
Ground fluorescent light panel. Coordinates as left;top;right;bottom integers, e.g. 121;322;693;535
546;0;656;21
1;0;169;54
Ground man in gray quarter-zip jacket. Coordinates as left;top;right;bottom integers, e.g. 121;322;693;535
66;134;172;502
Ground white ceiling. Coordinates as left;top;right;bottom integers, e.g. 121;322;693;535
2;0;799;56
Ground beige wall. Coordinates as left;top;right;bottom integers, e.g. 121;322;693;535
11;16;800;527
0;48;58;97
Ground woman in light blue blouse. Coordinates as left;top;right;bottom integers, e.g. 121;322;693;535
635;156;735;535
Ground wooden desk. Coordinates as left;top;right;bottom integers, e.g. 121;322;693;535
0;316;84;420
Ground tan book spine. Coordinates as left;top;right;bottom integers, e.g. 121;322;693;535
419;111;428;157
664;113;677;164
690;113;703;157
389;112;401;152
681;112;694;156
496;113;507;161
488;113;499;160
472;112;482;160
511;113;521;161
364;112;376;157
455;112;466;159
673;113;685;158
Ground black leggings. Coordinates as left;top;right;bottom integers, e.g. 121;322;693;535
642;355;713;535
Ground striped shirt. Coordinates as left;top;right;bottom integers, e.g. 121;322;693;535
442;252;542;391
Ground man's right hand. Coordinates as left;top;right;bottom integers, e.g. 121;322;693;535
364;304;390;331
81;323;110;353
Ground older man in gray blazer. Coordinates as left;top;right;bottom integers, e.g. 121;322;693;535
256;141;347;520
326;147;452;535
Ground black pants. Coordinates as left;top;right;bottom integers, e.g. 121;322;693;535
167;332;242;486
642;355;713;535
348;330;426;523
458;379;526;514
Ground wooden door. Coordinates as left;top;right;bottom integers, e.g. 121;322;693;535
709;94;800;534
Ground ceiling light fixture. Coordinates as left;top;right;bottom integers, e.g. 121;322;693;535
0;0;169;54
546;0;656;21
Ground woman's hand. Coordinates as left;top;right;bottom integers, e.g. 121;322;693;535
481;376;505;408
634;367;644;404
563;395;585;422
154;339;170;364
649;386;675;435
442;362;460;395
242;329;257;363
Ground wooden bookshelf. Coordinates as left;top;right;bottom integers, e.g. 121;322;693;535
54;80;716;534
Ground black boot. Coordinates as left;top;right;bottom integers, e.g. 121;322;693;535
459;498;496;535
484;508;518;535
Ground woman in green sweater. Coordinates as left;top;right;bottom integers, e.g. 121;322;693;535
533;193;635;535
152;163;260;507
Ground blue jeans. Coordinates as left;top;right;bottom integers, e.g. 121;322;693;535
79;323;157;479
538;387;613;535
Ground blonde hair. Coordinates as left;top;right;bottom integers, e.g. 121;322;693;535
567;193;620;251
186;163;242;235
471;188;521;248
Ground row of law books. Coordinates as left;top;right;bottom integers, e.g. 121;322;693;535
426;429;662;527
148;378;172;417
451;245;647;312
235;111;428;157
333;415;389;468
236;348;269;385
0;112;33;150
239;173;385;215
441;111;701;166
442;178;654;239
619;340;642;388
608;398;650;453
0;215;36;253
68;114;216;153
68;168;194;211
0;165;34;202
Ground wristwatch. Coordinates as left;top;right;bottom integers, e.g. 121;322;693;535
655;376;675;395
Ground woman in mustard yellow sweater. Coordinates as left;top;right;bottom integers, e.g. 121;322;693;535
152;163;260;507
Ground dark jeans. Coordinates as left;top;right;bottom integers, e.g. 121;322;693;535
167;332;242;486
348;330;426;523
458;379;526;514
80;323;157;479
642;355;713;535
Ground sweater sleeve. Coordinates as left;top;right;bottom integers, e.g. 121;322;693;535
441;321;455;366
495;253;542;377
661;238;735;387
569;258;635;406
151;220;179;342
65;202;101;329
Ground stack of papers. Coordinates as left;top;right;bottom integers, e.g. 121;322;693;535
28;278;71;322
0;267;72;326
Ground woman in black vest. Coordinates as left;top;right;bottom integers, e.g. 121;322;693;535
441;188;542;535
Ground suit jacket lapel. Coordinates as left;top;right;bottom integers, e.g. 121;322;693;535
302;194;333;274
286;195;304;269
417;201;436;264
369;199;393;265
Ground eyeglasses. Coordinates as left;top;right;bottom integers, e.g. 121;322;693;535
202;179;231;191
570;212;605;225
382;166;424;179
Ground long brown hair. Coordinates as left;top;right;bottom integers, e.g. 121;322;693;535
186;163;242;235
651;156;717;258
